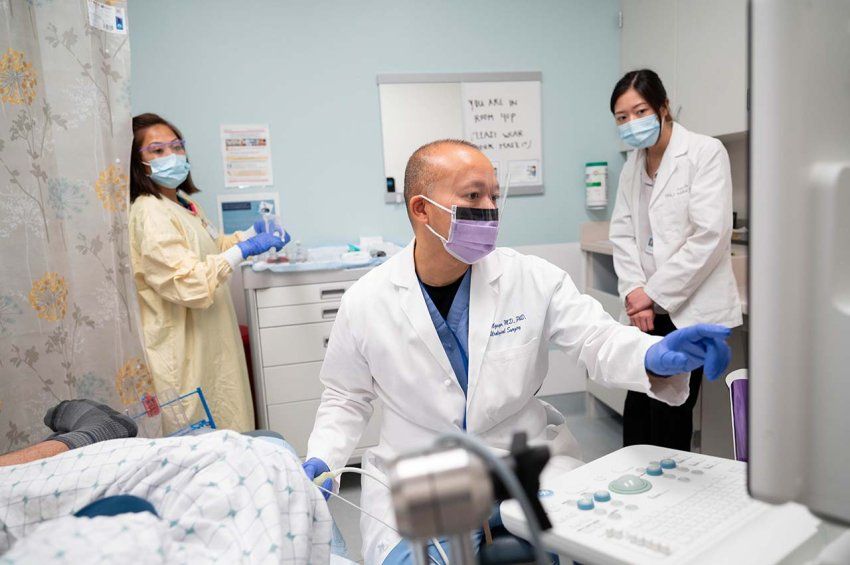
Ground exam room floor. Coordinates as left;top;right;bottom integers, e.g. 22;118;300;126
328;392;623;563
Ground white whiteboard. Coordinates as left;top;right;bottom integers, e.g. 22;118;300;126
461;81;542;188
377;82;463;203
377;72;543;198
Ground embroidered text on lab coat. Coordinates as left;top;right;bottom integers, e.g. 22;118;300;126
490;314;526;337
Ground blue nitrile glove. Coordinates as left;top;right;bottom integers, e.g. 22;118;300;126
645;324;732;381
303;457;333;500
236;232;284;259
251;220;292;249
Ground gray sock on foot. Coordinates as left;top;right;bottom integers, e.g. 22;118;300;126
44;399;138;450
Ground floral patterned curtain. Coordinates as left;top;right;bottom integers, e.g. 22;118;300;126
0;0;156;449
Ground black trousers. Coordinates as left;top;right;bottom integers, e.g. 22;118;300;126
622;314;702;451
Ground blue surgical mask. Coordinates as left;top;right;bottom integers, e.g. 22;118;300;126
144;153;190;189
618;113;662;149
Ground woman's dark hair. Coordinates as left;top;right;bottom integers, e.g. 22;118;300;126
130;112;200;202
609;69;671;121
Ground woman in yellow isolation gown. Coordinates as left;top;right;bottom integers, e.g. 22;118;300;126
128;113;286;432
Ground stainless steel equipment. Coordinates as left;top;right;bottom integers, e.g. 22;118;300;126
388;432;552;565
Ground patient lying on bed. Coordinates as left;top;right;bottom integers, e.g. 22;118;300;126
0;400;332;564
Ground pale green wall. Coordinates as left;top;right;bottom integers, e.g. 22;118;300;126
130;0;623;246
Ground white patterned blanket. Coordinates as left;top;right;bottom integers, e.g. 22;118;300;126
0;431;331;564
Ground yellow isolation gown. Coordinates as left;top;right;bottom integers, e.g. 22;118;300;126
129;193;255;432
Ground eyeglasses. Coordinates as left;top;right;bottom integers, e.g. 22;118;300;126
138;139;187;154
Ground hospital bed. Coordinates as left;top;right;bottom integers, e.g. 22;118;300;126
0;430;337;564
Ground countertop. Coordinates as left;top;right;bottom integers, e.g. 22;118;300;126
580;237;748;259
580;221;748;315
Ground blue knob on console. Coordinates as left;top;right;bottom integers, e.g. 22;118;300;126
646;463;663;476
660;458;677;470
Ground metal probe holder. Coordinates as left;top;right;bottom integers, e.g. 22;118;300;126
388;433;551;565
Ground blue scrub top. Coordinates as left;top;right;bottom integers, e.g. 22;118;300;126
418;269;471;425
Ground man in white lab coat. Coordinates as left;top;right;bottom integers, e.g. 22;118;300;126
303;139;731;563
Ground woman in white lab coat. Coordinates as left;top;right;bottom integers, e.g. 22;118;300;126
609;69;743;451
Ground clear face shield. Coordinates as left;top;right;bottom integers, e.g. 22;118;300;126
498;170;511;216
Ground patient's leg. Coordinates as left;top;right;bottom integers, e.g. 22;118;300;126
0;440;68;467
44;399;137;449
0;399;137;467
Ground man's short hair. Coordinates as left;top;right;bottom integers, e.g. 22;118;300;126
403;139;480;214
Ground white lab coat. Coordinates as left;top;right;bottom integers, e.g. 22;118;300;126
610;122;743;329
306;242;691;563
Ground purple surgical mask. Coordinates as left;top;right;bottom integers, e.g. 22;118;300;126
420;196;500;264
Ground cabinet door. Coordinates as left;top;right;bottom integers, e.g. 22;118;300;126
621;0;678;94
258;301;341;328
675;0;747;137
256;281;354;308
267;399;383;458
260;322;334;366
264;362;324;404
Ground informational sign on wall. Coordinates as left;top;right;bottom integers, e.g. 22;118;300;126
87;0;127;34
220;124;274;188
460;80;542;188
